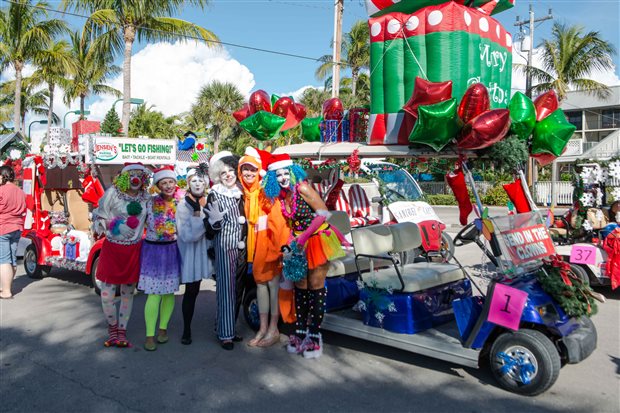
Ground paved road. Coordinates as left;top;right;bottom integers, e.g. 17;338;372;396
0;219;617;412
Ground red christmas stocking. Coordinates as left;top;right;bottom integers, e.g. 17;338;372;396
503;179;532;213
446;168;473;225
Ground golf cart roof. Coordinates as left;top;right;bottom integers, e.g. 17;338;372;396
272;142;467;159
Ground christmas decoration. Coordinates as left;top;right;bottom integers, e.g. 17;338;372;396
502;178;532;213
100;108;122;135
301;117;323;142
446;167;473;225
347;149;362;176
409;98;460;151
239;111;286;141
509;91;537;141
364;0;514;18
457;109;511;150
458;83;490;124
602;228;620;290
533;90;559;122
530;109;577;157
403;77;453;119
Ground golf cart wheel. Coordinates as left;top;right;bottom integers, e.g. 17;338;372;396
569;264;590;286
243;287;260;332
90;255;102;296
441;232;455;261
490;329;560;396
24;245;44;279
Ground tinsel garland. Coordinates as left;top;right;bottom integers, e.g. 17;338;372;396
281;241;307;282
535;255;597;318
298;157;339;171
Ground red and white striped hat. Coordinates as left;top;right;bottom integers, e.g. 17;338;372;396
153;165;176;184
267;153;293;172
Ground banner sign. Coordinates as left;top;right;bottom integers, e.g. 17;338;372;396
501;224;554;264
388;201;441;224
86;137;176;165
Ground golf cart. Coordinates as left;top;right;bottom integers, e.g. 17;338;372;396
20;135;176;294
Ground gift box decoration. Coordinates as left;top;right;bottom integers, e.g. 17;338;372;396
367;2;512;145
320;120;341;143
349;108;370;142
365;0;514;18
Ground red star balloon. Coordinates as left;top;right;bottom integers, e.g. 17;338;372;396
532;147;567;166
458;83;490;124
248;90;271;114
533;90;559;122
402;77;453;119
232;103;251;123
457;109;511;150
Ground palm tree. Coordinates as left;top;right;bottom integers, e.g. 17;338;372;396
128;104;180;139
315;20;370;97
0;78;58;132
64;30;121;118
31;41;76;136
190;81;244;153
519;23;617;101
299;87;330;117
0;0;67;133
63;0;220;136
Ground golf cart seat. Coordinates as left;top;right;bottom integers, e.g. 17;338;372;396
41;189;91;232
352;222;464;293
326;211;371;277
348;184;380;226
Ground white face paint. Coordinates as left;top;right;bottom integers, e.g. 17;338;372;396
220;165;237;189
276;168;291;189
188;175;206;197
157;177;177;198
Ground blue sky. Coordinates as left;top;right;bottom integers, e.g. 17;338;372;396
2;0;619;145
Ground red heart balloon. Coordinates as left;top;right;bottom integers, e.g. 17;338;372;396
403;77;453;118
273;97;305;131
322;97;344;121
457;109;511;150
248;90;271;114
294;103;307;121
533;90;559;122
232;103;251;123
532;147;567;166
458;83;490;124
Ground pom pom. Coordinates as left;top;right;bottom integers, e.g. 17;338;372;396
108;217;123;235
259;170;266;177
126;216;139;229
238;216;246;224
282;241;308;282
113;172;130;192
126;201;143;216
237;241;245;250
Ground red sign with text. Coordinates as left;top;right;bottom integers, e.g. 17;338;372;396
501;224;554;264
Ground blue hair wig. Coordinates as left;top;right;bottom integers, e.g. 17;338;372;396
263;163;307;199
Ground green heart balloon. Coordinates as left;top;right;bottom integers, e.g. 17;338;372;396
531;108;576;156
509;92;536;140
301;116;323;142
239;111;286;141
408;98;461;152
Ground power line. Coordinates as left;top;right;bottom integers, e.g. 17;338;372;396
0;0;355;67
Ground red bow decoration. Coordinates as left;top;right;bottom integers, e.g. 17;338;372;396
543;254;572;286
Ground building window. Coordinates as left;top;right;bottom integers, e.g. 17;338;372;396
602;109;620;129
565;111;582;130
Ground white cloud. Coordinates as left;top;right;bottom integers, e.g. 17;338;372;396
511;37;620;96
277;85;321;102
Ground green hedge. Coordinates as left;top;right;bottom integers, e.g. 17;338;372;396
425;194;458;205
482;184;510;206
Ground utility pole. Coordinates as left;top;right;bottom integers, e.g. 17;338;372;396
515;5;553;196
332;0;344;98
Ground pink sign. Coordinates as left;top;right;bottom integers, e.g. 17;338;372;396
487;283;528;331
570;245;597;265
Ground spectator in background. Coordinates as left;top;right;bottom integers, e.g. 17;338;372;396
0;165;26;299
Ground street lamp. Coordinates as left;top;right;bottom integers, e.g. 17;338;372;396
113;97;145;111
63;110;91;128
28;119;48;143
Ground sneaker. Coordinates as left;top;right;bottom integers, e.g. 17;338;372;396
286;335;303;354
302;334;323;359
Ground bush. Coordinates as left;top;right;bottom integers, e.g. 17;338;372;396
425;194;457;205
482;184;510;206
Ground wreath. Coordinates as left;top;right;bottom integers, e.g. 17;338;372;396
0;141;29;161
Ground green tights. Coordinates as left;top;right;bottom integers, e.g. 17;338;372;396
145;294;175;337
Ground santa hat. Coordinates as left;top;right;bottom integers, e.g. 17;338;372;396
153;166;176;184
209;151;233;169
121;162;146;173
243;147;271;177
267;153;293;172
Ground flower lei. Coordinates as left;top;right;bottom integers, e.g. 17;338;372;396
152;194;178;240
280;184;299;219
535;254;598;318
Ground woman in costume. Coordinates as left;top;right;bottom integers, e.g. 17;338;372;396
92;163;151;348
239;148;289;347
205;152;247;350
176;164;213;345
262;154;345;359
138;166;182;351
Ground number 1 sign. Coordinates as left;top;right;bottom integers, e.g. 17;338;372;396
487;283;529;331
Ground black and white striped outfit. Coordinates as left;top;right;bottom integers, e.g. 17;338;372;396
205;184;247;341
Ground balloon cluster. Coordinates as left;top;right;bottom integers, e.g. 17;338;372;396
509;90;576;165
233;90;306;141
406;78;510;152
301;97;345;142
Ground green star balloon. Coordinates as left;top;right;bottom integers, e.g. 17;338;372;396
509;92;536;140
301;116;323;142
531;108;576;156
408;98;461;152
239;111;286;141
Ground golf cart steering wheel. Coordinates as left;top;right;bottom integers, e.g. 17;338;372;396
454;222;480;247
